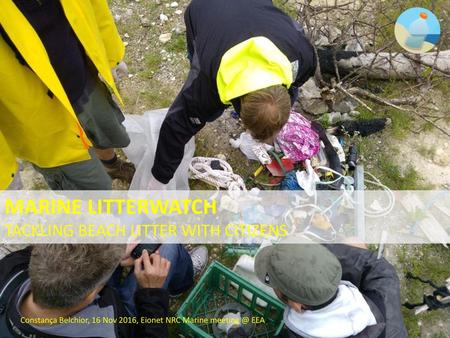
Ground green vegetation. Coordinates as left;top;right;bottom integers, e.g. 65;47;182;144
140;79;178;109
388;108;412;139
377;155;425;190
273;0;297;18
356;138;430;190
418;145;437;159
166;33;186;54
112;1;449;336
141;51;163;79
397;245;450;337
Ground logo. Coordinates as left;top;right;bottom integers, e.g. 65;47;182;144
395;7;441;53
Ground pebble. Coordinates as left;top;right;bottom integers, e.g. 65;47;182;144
433;148;450;167
174;9;183;15
327;112;342;125
170;1;178;7
334;99;357;113
140;17;151;27
173;25;185;34
216;154;227;161
349;110;360;117
158;33;172;43
159;13;169;23
341;113;353;121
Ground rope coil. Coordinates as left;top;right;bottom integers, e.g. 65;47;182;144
189;157;247;191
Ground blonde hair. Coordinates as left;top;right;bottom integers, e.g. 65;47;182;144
240;85;291;141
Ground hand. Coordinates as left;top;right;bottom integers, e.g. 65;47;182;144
134;250;170;289
112;61;129;81
120;237;139;267
217;312;241;334
147;176;167;190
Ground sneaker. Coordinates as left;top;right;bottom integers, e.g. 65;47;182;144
103;158;136;183
189;246;208;278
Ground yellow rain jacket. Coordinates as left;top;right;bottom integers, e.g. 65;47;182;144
0;0;125;189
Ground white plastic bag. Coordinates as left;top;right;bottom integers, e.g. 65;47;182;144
123;109;195;190
229;132;273;163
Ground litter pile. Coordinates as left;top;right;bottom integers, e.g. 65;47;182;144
187;111;392;243
199;111;388;193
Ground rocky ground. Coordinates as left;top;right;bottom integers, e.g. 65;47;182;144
9;0;450;337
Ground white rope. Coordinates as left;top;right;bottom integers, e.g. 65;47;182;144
314;166;395;218
189;157;247;191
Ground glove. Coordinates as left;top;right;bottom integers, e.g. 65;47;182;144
147;176;168;190
112;61;129;82
217;312;241;334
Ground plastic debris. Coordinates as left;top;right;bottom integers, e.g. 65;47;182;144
276;112;320;161
230;132;273;163
296;159;320;196
123;109;194;190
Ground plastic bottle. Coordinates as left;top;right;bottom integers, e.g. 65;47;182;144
406;13;429;50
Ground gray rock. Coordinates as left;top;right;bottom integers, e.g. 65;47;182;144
298;79;329;115
158;33;172;43
349;110;360;118
341;113;353;121
327;112;342;125
299;79;321;99
173;25;186;34
433;148;450;167
140;17;151;27
125;8;133;17
345;39;364;52
334;99;358;113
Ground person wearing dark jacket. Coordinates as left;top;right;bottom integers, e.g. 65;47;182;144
148;0;317;189
225;243;408;338
0;245;171;338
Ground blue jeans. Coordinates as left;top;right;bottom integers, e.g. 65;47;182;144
108;244;194;315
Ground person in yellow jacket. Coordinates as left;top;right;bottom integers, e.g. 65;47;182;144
0;0;134;190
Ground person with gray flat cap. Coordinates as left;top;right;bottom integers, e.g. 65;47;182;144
227;243;408;338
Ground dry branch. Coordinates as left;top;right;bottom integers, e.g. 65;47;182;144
327;51;450;80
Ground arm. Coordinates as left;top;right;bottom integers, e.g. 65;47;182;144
151;64;226;184
323;244;408;338
134;250;171;338
134;288;170;338
89;0;125;68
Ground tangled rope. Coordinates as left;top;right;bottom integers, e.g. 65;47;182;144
189;157;247;191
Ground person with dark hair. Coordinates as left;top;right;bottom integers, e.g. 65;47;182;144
148;0;317;189
224;243;408;338
0;0;134;190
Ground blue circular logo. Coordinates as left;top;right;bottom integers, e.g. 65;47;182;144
395;7;441;53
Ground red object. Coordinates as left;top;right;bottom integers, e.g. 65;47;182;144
266;158;295;177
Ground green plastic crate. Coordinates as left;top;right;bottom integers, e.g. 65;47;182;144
177;261;285;338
